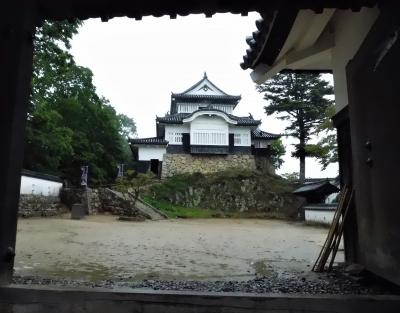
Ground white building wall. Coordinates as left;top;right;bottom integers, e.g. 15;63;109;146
252;139;272;148
138;145;166;161
190;116;228;145
331;8;379;112
177;103;199;113
177;103;233;114
305;209;335;225
229;126;251;146
165;125;190;145
20;175;62;196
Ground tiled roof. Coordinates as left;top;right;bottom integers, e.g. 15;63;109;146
171;73;241;102
175;72;230;96
240;11;297;70
129;137;168;145
39;1;380;22
172;93;241;101
157;113;190;124
21;169;63;183
156;109;261;126
229;114;261;126
293;180;339;195
251;128;281;140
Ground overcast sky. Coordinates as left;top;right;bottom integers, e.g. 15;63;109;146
70;13;338;178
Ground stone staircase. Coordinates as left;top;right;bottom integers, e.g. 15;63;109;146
104;188;167;220
135;198;168;221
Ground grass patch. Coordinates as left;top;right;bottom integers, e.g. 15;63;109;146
143;196;217;218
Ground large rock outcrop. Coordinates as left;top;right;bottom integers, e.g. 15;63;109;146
147;170;305;219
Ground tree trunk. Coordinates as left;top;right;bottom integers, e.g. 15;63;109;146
299;154;306;184
298;111;306;184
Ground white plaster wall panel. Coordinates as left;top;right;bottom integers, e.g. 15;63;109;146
20;176;62;196
330;8;379;111
229;126;251;146
177;103;233;114
190;116;228;145
138;146;167;161
177;103;199;113
305;209;335;225
165;125;189;145
252;140;271;148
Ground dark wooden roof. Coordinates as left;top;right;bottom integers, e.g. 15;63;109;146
129;137;168;145
171;94;241;101
34;1;382;21
170;74;241;114
251;128;281;140
157;109;261;126
21;169;63;183
293;179;339;195
240;10;298;70
173;72;237;97
240;2;382;71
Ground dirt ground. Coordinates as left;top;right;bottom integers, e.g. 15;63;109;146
15;215;342;282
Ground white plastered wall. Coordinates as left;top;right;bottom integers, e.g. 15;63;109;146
165;124;189;145
330;8;379;111
229;126;251;146
20;175;62;196
305;209;335;225
190;115;229;145
252;139;272;148
138;145;167;161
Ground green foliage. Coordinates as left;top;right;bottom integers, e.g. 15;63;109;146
281;172;300;183
143;196;216;218
257;73;334;181
145;169;296;215
25;20;136;185
269;139;286;169
114;171;156;216
313;105;338;169
118;113;137;139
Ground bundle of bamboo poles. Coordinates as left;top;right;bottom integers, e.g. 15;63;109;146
312;185;354;272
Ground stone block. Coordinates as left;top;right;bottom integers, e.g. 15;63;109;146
71;203;85;220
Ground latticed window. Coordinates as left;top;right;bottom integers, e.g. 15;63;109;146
233;133;250;146
234;133;241;145
192;131;227;145
166;132;182;144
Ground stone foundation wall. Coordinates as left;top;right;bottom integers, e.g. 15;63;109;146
60;187;101;215
254;156;275;174
162;154;257;178
60;187;148;218
18;194;68;218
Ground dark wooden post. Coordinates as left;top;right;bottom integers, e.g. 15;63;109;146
228;133;234;153
0;1;37;285
182;133;190;153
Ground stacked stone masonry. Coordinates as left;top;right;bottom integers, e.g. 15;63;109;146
161;154;257;178
18;194;68;218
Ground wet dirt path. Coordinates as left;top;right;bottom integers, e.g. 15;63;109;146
15;215;341;282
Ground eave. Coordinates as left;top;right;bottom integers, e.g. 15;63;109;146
35;0;382;22
129;137;168;146
242;8;340;83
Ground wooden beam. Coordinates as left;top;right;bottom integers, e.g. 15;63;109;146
0;1;37;285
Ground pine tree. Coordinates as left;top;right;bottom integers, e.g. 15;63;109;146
257;73;334;183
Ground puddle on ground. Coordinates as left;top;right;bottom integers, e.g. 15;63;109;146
14;261;124;282
250;260;274;277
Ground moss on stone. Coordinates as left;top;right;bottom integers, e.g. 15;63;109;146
145;170;304;219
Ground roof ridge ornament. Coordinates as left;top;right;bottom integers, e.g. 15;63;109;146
204;71;207;78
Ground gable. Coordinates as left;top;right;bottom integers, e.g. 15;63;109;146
178;73;230;97
184;78;227;96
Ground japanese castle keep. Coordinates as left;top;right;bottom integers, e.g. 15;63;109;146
130;73;280;178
